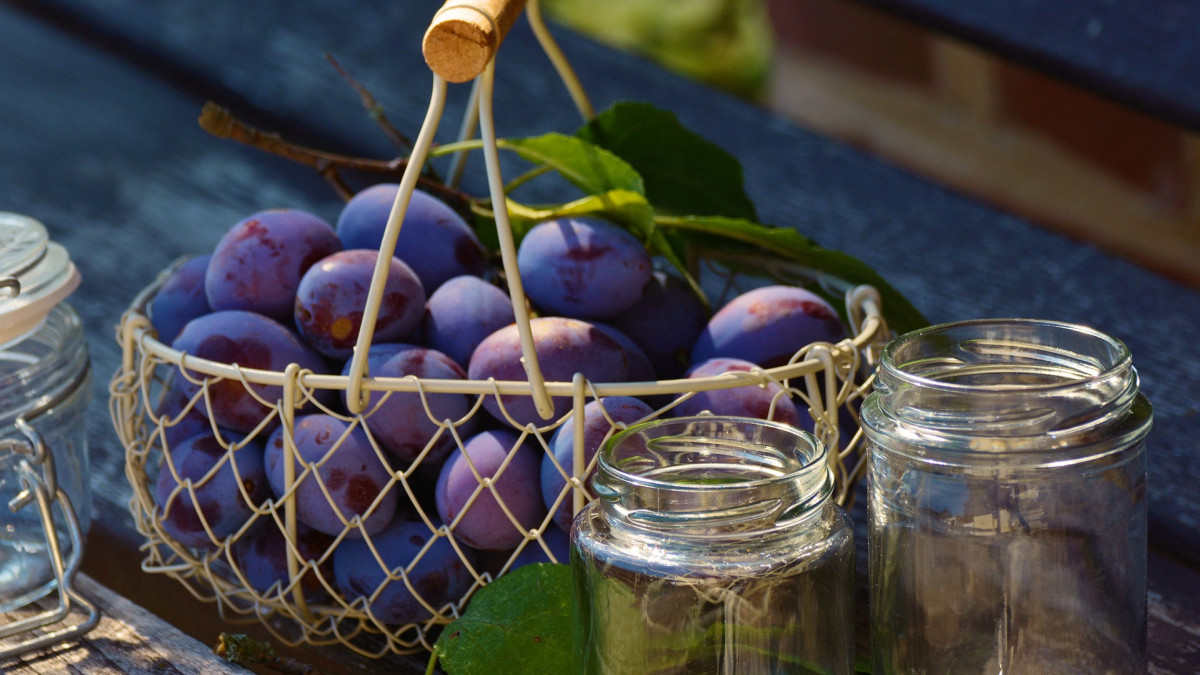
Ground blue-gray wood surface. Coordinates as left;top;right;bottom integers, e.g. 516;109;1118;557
1;1;1198;672
853;0;1200;131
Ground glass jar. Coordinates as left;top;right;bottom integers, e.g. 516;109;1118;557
0;212;92;613
862;319;1152;674
571;415;856;675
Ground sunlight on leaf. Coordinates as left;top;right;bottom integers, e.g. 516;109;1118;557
434;564;578;675
579;101;757;221
501;133;644;196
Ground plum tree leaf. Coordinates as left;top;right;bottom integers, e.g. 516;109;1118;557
433;563;577;675
500;133;644;197
578;101;758;221
657;214;928;334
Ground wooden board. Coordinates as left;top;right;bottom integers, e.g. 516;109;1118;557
1149;552;1200;674
2;575;252;674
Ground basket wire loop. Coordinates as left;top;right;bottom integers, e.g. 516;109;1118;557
478;58;555;420
526;0;594;122
345;74;448;415
571;373;587;519
279;362;315;623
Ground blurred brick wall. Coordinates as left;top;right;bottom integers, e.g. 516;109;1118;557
765;0;1199;284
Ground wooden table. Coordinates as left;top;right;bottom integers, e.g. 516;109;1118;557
3;575;252;674
1;0;1198;672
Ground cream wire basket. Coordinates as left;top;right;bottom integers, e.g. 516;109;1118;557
108;0;889;657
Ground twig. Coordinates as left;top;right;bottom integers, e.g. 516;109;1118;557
199;102;402;172
197;102;472;210
215;633;332;675
325;52;413;151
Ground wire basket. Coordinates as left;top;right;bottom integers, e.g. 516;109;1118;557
108;0;889;657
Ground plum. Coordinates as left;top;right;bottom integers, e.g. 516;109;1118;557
294;249;425;359
516;217;652;319
231;521;335;602
358;345;476;465
171;310;328;434
155;430;267;549
151;384;212;453
691;285;845;368
509;526;570;567
206;209;341;320
335;185;486;292
435;429;547;551
421;275;514;369
150;254;212;344
334;512;476;625
264;414;397;537
593;323;656;382
671;357;801;426
481;526;571;576
467;317;629;428
610;271;709;379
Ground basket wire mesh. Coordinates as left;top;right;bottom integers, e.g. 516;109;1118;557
108;0;888;656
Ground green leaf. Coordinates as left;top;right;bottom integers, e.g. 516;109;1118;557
657;214;928;335
504;189;654;228
578;101;758;221
434;563;578;675
500;133;644;197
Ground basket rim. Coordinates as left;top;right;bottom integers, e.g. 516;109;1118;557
121;264;886;400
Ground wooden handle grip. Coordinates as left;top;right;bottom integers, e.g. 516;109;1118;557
423;0;529;83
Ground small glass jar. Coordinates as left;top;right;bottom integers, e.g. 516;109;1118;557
571;415;856;675
0;212;92;613
862;319;1152;674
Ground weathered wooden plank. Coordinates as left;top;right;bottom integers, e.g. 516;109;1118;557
1149;551;1200;674
0;9;426;672
1;575;252;674
0;2;338;556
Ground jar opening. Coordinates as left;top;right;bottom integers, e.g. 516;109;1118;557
600;416;825;491
595;416;833;536
865;318;1151;456
880;318;1130;395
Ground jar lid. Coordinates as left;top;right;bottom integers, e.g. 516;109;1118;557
0;212;80;348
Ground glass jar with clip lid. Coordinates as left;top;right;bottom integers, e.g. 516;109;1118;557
0;212;98;658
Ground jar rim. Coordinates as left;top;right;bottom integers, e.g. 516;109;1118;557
599;415;826;492
879;318;1132;395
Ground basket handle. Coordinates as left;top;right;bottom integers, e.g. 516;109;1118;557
423;0;529;82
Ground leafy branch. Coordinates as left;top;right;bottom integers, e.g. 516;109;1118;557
197;66;927;334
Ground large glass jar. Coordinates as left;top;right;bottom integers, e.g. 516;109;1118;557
0;212;92;613
862;319;1152;674
571;415;855;674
